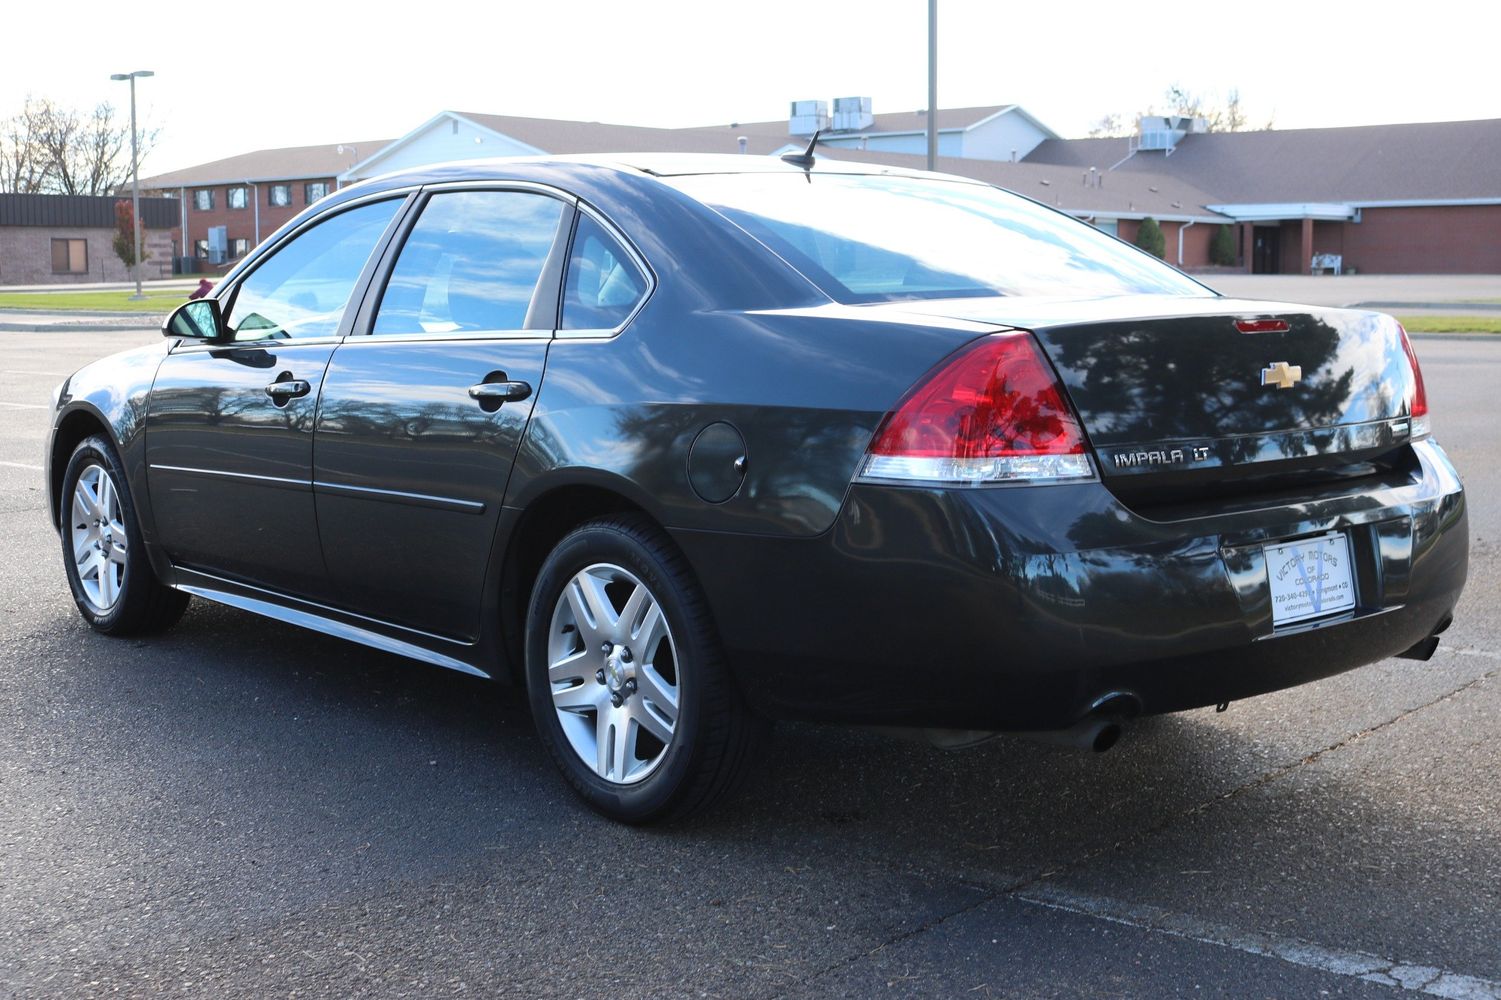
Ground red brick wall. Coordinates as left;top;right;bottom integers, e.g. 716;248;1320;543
1113;219;1214;268
1338;204;1501;274
153;178;338;261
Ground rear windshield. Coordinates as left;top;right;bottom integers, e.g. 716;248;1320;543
667;172;1210;303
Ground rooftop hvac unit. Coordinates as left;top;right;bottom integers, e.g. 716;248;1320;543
831;96;874;131
789;99;829;136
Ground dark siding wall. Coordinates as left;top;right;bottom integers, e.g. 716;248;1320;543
0;193;178;228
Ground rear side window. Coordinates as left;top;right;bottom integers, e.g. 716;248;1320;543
373;190;565;335
225;198;402;341
561;214;648;331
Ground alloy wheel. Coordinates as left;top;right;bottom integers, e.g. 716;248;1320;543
70;463;128;614
546;562;680;784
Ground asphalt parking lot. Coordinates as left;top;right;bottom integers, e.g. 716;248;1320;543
1;324;1498;999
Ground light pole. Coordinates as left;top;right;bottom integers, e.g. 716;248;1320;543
110;70;153;300
926;0;937;171
336;145;358;190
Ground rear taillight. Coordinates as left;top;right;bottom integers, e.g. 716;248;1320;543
1397;322;1430;438
860;332;1093;485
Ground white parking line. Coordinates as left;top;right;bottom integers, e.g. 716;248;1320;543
0;402;46;409
1;369;65;376
0;460;43;471
1016;884;1501;999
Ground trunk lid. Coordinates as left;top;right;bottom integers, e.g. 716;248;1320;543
882;295;1423;500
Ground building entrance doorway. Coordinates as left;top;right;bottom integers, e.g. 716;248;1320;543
1253;227;1281;274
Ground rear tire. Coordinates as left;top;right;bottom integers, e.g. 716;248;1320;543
59;435;188;635
524;514;760;823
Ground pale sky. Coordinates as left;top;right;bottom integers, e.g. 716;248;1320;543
5;0;1496;176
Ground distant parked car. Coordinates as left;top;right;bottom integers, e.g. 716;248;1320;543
46;155;1467;822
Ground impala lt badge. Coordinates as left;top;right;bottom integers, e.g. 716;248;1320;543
1261;361;1303;389
1112;444;1213;469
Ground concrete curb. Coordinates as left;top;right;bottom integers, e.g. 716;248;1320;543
0;320;161;333
1352;301;1501;312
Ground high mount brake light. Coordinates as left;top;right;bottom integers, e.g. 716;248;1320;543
1235;318;1291;334
861;332;1093;485
1397;322;1429;438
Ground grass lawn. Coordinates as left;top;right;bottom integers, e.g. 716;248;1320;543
1396;315;1501;334
0;289;189;313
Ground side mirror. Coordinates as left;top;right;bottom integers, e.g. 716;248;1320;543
163;299;226;341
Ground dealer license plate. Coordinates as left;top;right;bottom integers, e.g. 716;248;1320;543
1264;533;1357;627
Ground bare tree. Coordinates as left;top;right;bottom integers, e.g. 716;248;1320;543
0;97;158;195
0;103;48;193
1159;84;1271;132
1088;86;1274;139
1086;113;1131;139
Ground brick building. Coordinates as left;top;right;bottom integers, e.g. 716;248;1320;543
0;194;177;286
139;140;384;271
1023;117;1501;274
137;105;1501;275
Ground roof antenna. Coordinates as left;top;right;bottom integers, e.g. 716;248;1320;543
781;130;821;169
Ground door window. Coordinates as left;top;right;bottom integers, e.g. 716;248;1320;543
225;198;402;341
561;214;649;331
372;190;565;336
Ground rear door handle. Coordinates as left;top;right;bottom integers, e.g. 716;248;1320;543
467;381;532;403
264;379;311;400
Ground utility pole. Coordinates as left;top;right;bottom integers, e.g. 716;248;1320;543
110;70;154;300
926;0;937;171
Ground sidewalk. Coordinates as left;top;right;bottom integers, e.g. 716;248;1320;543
1207;274;1501;312
0;278;202;294
0;311;162;332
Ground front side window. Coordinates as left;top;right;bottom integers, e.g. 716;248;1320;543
305;182;330;204
225;198;402;341
372;190;564;335
269;184;291;207
561;214;648;330
227;186;248;210
51;238;87;274
193;189;213;211
667;173;1210;303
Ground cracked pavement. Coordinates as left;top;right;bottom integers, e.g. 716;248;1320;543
1;328;1498;998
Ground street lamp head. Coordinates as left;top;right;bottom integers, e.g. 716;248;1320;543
110;74;130;81
110;70;155;80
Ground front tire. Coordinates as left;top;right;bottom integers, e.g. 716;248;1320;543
524;515;759;823
59;434;188;635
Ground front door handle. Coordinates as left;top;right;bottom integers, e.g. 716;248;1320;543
467;381;532;403
264;379;311;400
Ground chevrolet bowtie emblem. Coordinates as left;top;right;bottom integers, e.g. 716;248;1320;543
1261;361;1302;389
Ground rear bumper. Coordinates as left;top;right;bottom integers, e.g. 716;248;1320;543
674;439;1467;730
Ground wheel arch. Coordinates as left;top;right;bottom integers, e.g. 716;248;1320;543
48;404;115;530
498;480;679;685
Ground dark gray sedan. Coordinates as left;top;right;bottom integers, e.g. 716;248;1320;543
45;155;1467;822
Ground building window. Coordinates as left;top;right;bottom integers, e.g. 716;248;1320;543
194;239;209;258
231;237;250;258
227;186;248;210
305;182;330;204
193;189;214;211
269;184;291;207
51;238;88;274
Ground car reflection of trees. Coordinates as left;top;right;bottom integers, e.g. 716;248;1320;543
612;404;870;534
1047;318;1359;463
